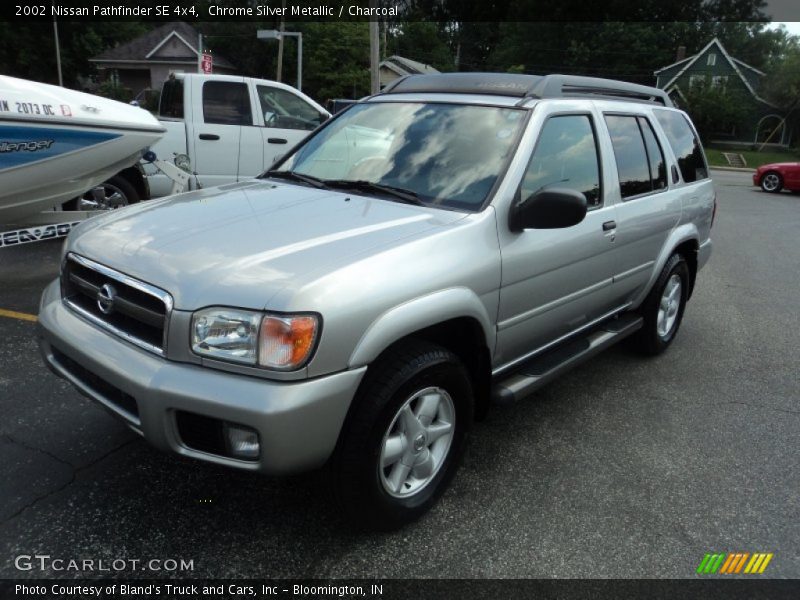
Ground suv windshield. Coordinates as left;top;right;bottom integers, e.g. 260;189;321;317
270;102;527;211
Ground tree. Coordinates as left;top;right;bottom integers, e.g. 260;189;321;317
762;37;800;109
680;80;750;143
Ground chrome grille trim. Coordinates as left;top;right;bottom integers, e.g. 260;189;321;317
62;253;173;356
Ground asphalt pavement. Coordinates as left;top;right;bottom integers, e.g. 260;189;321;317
0;170;798;579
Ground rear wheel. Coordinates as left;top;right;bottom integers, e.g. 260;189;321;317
760;171;783;193
331;341;473;530
630;253;690;356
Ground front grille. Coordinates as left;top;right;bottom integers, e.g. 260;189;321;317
61;254;172;355
51;347;140;422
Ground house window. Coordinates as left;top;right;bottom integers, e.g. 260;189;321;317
711;75;728;88
689;74;705;89
707;53;716;66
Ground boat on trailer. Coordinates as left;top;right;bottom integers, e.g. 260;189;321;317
0;75;165;225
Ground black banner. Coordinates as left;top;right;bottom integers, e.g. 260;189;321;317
2;579;800;600
2;0;799;22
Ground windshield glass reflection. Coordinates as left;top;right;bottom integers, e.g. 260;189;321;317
277;102;526;210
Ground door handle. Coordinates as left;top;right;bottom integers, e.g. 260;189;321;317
267;137;288;144
199;133;220;140
602;220;617;231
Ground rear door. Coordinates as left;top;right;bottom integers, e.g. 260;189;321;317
598;111;681;302
254;84;328;170
189;78;252;188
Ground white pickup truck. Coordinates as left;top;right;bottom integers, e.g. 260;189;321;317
91;73;330;204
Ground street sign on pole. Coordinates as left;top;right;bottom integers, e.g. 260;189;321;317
201;52;213;74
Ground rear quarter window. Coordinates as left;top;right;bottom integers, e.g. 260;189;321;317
653;110;708;183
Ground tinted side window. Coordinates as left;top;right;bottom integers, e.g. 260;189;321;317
653;110;708;183
257;85;324;131
159;79;183;119
202;81;252;126
605;115;651;198
521;115;602;208
638;116;667;191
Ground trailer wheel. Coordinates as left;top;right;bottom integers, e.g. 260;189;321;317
64;175;140;211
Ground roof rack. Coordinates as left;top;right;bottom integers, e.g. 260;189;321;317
379;72;673;107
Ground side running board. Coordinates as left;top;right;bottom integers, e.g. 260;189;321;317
491;313;643;404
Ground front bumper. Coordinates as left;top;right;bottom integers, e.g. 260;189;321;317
38;279;365;474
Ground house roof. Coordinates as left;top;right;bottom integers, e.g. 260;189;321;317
380;55;440;77
654;38;775;107
91;22;235;69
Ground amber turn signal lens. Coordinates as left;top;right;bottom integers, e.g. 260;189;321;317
258;315;319;370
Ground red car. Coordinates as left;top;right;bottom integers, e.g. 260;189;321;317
753;162;800;193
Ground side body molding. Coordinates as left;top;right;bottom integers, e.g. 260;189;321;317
348;287;496;368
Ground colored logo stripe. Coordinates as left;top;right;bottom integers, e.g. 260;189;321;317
698;552;773;574
0;125;119;170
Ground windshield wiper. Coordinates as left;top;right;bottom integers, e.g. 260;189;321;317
265;170;328;189
324;180;426;206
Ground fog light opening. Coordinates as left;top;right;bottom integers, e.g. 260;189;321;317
223;423;260;460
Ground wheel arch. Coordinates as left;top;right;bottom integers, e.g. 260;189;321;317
348;289;495;420
634;226;701;307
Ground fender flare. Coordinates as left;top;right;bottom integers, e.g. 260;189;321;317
633;223;700;308
348;287;495;368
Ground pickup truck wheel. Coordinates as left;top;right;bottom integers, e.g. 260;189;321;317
630;253;689;356
331;341;473;530
760;172;783;193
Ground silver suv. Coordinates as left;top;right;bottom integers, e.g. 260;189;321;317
39;73;714;529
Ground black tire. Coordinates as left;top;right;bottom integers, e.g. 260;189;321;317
330;340;473;530
63;175;140;211
760;171;783;193
629;253;690;356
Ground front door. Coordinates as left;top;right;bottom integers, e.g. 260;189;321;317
495;111;620;368
255;84;328;170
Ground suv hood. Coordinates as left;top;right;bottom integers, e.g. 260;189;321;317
69;180;466;309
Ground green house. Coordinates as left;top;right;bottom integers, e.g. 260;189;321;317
654;38;792;147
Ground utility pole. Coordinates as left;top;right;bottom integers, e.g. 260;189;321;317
276;0;286;81
52;3;63;86
369;2;380;94
197;33;203;73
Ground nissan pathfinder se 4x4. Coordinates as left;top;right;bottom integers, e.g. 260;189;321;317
39;73;715;529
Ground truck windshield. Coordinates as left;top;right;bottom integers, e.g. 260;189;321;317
271;102;527;211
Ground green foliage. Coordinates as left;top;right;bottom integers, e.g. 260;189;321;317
96;80;131;102
386;22;454;72
0;21;148;87
762;38;800;109
681;80;750;143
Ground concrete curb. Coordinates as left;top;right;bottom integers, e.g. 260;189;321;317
710;166;756;173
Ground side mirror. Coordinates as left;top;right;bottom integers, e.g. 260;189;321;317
509;187;588;231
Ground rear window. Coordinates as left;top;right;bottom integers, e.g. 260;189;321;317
159;78;183;119
653;110;709;183
202;81;252;126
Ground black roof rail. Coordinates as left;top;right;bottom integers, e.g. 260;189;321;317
378;72;673;107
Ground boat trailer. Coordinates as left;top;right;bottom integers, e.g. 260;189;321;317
1;153;191;249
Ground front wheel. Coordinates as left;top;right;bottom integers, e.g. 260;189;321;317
331;341;473;530
760;171;783;193
630;253;690;356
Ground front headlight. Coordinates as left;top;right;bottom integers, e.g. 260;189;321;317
191;308;320;370
191;308;262;364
